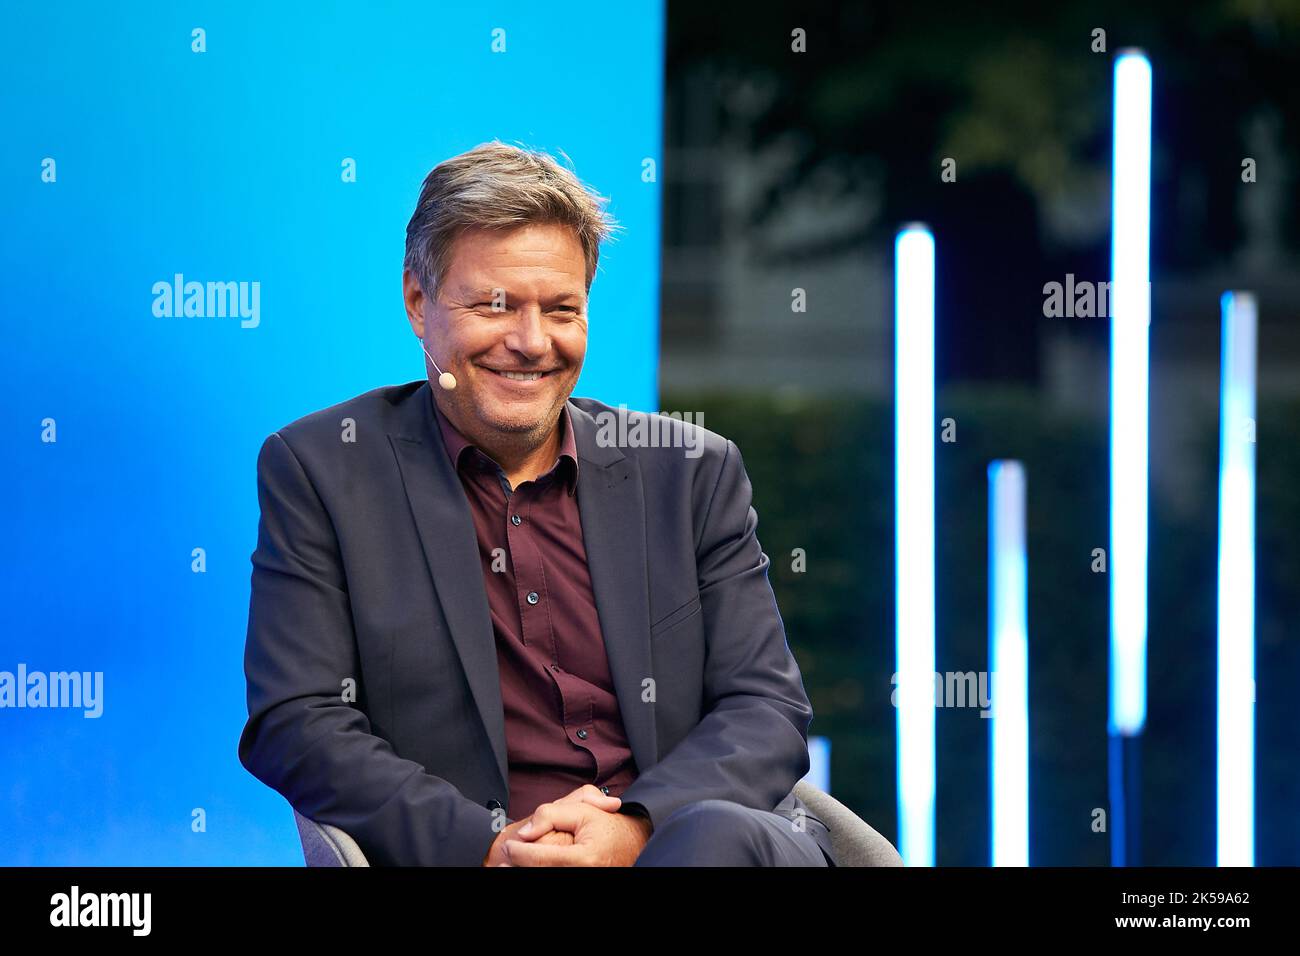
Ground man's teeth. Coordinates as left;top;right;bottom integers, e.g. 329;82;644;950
496;370;544;381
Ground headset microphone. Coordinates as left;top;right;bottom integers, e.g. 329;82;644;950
421;342;458;391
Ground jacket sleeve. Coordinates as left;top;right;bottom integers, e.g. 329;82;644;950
237;431;500;866
617;438;813;829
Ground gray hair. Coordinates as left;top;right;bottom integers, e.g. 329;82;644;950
404;140;621;302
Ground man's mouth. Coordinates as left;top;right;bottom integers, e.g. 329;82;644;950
482;366;558;383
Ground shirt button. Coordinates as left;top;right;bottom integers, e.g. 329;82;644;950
576;728;588;739
526;591;539;605
511;514;521;526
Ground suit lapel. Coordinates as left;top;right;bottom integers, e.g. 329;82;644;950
389;383;510;792
566;401;658;776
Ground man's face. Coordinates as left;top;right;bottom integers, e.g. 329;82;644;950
406;221;588;444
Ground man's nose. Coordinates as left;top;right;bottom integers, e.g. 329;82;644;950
504;306;549;359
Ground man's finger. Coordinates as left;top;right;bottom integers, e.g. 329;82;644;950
557;786;622;812
504;838;590;868
520;802;588;839
513;821;577;844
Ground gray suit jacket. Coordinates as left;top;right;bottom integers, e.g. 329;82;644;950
238;379;833;865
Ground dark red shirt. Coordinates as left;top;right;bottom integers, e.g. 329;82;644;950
432;397;639;820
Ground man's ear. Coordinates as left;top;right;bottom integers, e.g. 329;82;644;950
402;269;426;338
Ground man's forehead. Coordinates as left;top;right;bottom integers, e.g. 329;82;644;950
450;280;586;300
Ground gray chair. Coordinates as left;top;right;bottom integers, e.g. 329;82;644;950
293;781;902;867
293;807;370;867
791;780;902;866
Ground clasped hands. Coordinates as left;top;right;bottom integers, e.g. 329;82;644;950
482;784;653;867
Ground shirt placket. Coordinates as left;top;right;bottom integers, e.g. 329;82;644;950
501;470;602;777
505;484;551;653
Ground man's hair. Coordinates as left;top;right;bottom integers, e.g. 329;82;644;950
404;140;621;302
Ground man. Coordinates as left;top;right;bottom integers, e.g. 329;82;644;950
238;141;834;866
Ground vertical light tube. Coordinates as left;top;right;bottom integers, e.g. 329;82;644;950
807;735;832;794
1109;49;1152;738
989;460;1029;867
895;223;936;867
1217;291;1257;867
1108;50;1151;866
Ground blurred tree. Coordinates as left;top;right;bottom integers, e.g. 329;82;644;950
667;0;1300;381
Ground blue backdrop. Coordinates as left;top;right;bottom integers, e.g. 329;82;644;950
0;1;663;865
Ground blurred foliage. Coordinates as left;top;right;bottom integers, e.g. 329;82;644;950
664;386;1300;865
670;0;1300;269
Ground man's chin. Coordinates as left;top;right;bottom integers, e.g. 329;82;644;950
470;383;574;436
476;406;554;435
484;419;543;434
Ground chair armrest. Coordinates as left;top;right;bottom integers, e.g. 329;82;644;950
793;780;903;867
294;808;371;867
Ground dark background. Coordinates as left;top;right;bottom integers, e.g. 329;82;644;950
658;0;1300;865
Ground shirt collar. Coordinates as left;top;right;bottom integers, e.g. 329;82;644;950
431;391;579;497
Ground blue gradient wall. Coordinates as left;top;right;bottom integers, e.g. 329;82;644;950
0;2;663;865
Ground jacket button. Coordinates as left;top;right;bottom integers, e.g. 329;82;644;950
600;785;610;795
576;728;588;739
486;799;502;811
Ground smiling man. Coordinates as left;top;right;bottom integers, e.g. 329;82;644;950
238;141;835;867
